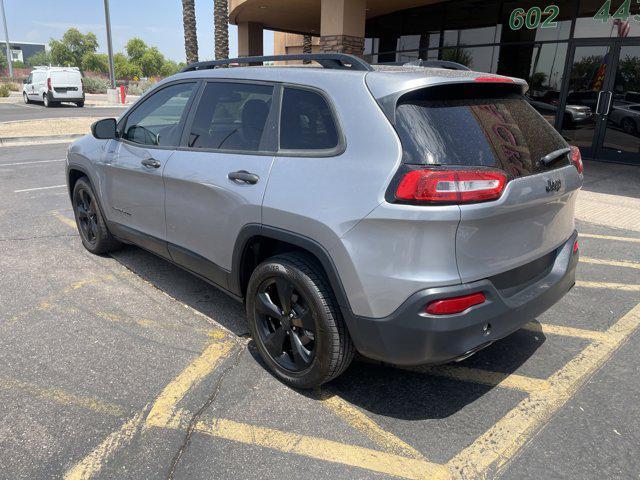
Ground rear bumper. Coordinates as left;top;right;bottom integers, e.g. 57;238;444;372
346;231;578;366
47;91;84;102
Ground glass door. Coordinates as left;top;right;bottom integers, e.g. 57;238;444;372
599;41;640;164
560;41;614;159
560;39;640;165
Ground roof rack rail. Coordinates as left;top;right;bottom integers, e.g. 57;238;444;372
180;53;374;73
403;59;471;71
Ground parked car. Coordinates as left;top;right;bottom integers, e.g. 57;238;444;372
526;95;593;126
23;66;85;108
66;54;583;388
608;102;640;135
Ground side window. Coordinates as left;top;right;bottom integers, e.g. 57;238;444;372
188;82;274;152
280;88;339;151
122;82;196;147
27;74;33;84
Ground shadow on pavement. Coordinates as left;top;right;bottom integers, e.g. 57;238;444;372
111;243;545;420
582;160;640;198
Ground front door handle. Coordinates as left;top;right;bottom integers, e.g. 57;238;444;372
228;170;260;184
141;158;161;169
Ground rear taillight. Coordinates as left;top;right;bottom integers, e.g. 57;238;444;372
395;169;507;205
474;76;515;83
573;240;579;254
425;292;486;315
47;78;52;91
570;145;583;174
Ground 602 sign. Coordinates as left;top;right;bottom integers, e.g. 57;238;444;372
509;5;560;30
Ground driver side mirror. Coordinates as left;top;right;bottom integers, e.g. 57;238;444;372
22;79;27;84
91;118;117;140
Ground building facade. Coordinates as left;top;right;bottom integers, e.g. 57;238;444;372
230;0;640;165
0;41;46;64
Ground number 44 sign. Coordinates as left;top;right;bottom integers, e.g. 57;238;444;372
509;5;560;30
594;0;640;23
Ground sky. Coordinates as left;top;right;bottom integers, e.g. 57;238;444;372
1;0;275;62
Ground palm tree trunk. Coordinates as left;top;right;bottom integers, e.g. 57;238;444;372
214;0;229;60
182;0;199;64
302;35;312;64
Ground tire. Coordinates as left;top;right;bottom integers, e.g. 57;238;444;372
71;177;121;255
76;101;85;108
246;252;355;389
621;118;637;135
43;94;50;107
23;92;30;104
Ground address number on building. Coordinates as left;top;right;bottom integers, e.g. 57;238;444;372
509;5;560;30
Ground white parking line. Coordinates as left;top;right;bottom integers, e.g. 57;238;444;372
0;159;65;167
14;184;66;193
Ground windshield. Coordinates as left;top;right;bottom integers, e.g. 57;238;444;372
394;86;569;178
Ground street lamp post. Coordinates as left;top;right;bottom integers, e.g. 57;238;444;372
0;0;13;78
103;0;116;88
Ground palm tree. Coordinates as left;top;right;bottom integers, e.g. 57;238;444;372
182;0;199;64
214;0;229;60
302;35;312;64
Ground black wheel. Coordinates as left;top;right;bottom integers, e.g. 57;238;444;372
43;94;50;107
72;177;121;254
76;101;84;108
622;118;637;135
23;92;30;104
246;253;354;389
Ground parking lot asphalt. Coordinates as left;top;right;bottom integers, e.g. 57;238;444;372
0;103;126;122
1;142;639;480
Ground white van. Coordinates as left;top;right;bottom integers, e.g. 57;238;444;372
23;67;85;108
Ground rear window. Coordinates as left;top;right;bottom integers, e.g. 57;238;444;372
394;84;569;177
51;70;82;85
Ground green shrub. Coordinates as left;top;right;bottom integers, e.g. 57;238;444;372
6;81;21;92
0;83;10;97
127;79;156;96
82;76;109;94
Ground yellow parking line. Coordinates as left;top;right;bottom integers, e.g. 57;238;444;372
523;322;611;343
581;257;640;270
0;378;125;417
413;365;551;393
52;210;77;229
64;409;148;480
447;301;640;478
576;280;640;292
146;339;235;428
318;389;425;460
580;233;640;244
193;417;451;480
66;337;236;480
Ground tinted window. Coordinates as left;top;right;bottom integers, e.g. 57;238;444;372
280;88;339;151
188;82;274;152
123;82;196;147
394;86;568;178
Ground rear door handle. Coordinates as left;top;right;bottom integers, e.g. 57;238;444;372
228;170;260;184
141;158;161;169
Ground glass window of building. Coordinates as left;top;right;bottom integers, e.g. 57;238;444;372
443;0;501;47
500;0;576;42
575;0;640;37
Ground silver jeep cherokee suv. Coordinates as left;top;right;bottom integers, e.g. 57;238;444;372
66;54;583;388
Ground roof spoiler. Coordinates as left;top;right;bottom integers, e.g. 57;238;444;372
181;54;374;72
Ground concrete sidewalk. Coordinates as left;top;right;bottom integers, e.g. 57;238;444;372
0;90;140;107
578;160;640;233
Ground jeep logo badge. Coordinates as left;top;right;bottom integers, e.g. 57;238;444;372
546;179;562;193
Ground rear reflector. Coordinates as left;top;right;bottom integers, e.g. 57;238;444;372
573;240;579;254
425;292;487;315
396;169;506;204
570;145;583;174
474;76;515;83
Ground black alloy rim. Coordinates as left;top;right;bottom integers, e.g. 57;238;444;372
255;277;316;372
75;188;99;244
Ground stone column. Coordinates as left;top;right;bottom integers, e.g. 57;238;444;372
319;0;366;57
238;22;263;57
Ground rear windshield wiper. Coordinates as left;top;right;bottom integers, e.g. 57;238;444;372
540;148;571;167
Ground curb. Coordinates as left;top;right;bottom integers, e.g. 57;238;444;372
0;133;84;147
